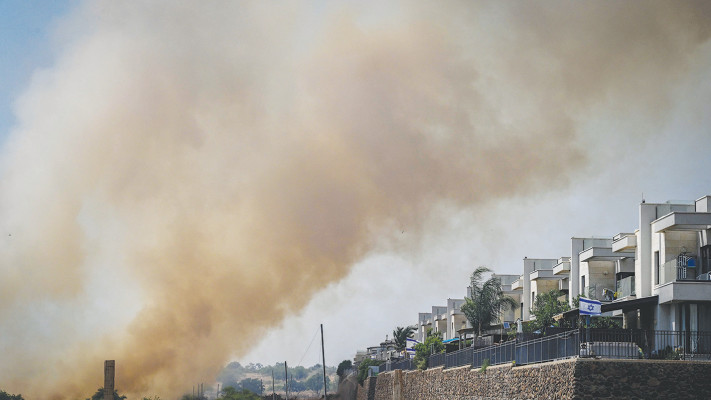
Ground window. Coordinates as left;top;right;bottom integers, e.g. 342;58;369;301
701;245;711;276
581;276;586;296
655;251;660;285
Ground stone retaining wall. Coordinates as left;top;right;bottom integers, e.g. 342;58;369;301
357;375;377;400
355;359;711;400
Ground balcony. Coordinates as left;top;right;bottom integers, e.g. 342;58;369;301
580;246;634;262
652;212;711;233
553;259;571;275
612;233;637;252
530;269;558;280
656;255;711;304
558;277;569;293
659;255;709;284
511;278;523;290
616;276;636;299
583;284;615;302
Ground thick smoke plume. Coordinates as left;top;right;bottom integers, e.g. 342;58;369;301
0;1;709;398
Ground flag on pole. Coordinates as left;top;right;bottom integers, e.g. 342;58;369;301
579;297;602;316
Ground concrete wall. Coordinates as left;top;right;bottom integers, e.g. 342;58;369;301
356;359;711;400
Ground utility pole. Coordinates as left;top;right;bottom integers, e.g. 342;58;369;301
272;369;275;400
321;324;328;399
103;360;115;400
284;361;289;400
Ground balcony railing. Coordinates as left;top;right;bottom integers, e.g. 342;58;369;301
660;255;706;285
584;284;615;302
616;276;635;298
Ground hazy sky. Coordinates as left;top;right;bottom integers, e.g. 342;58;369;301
1;1;711;399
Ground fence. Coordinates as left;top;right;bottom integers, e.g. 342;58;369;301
378;329;711;373
583;329;711;360
379;359;414;372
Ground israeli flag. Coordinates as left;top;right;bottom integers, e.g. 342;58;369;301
579;297;602;316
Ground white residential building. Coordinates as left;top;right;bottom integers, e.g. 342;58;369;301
431;305;447;338
610;195;711;333
446;298;467;341
416;312;432;343
492;273;522;323
521;258;557;321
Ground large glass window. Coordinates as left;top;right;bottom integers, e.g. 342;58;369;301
700;245;711;276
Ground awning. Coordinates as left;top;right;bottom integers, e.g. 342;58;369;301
553;295;659;321
601;295;658;313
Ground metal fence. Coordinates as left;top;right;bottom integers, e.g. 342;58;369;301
582;329;711;360
379;359;414;372
378;329;711;374
429;352;445;368
517;329;579;365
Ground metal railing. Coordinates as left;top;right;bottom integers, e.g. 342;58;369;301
380;359;413;372
429;352;445;368
583;329;711;360
378;329;711;374
660;255;701;284
516;329;579;365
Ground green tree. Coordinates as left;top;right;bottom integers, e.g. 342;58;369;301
0;390;24;400
392;326;416;357
336;359;353;382
218;386;260;400
460;267;518;336
86;388;127;400
287;378;306;394
238;378;263;394
530;289;570;332
356;359;382;385
290;365;308;380
180;395;206;400
305;373;330;393
413;329;444;370
590;316;621;329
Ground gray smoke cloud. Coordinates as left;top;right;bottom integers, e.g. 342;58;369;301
0;1;709;398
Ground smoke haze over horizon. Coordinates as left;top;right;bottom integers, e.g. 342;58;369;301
1;1;711;399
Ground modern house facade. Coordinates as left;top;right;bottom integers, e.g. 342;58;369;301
608;196;711;334
391;194;711;364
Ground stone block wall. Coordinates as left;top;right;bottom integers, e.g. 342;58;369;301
573;359;711;400
355;358;711;400
357;376;377;400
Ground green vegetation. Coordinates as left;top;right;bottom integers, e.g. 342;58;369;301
86;388;126;400
460;266;518;336
356;359;382;385
528;289;570;332
305;373;330;393
589;316;621;329
479;358;490;373
413;329;444;370
180;395;206;400
392;325;416;356
336;359;353;382
217;386;261;400
0;390;24;400
215;361;337;396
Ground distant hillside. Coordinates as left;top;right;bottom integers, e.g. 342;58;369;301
216;362;337;396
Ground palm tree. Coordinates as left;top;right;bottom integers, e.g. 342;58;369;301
392;325;416;358
460;266;518;337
